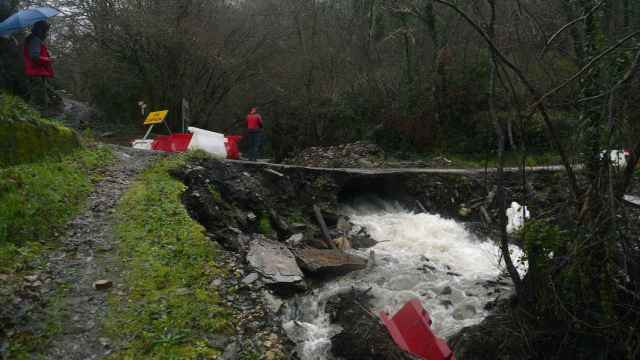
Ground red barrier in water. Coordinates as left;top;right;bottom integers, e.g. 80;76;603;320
380;299;456;360
151;133;193;153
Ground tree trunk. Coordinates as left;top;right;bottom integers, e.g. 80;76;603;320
487;0;522;295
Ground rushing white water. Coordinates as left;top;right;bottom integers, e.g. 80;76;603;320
282;201;523;360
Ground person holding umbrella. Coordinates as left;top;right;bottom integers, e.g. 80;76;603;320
0;6;59;108
23;20;54;108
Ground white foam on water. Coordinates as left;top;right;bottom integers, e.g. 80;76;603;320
283;203;524;360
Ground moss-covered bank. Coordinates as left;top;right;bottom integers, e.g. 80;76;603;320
0;93;80;168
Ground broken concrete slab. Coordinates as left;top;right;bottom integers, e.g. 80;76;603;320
247;236;305;294
293;248;367;276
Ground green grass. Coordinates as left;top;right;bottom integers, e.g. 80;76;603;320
0;144;114;359
105;155;233;359
0;146;114;273
258;211;274;237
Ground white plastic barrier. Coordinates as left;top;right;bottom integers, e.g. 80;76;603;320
600;150;629;168
506;201;530;234
187;127;228;158
132;139;154;150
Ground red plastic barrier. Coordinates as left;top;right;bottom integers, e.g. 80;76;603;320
151;133;193;153
380;299;456;360
225;135;243;160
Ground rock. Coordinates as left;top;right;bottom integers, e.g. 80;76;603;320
247;236;305;293
350;232;377;249
337;217;352;232
440;300;453;308
211;279;223;288
334;236;352;250
441;286;452;295
458;207;472;217
285;142;385;168
242;273;260;285
98;337;111;348
26;280;43;288
286;233;304;247
263;290;284;314
328;289;416;359
207;334;232;348
24;275;39;282
221;342;241;360
216;229;250;251
293;248;367;276
453;304;477;320
247;212;257;222
93;280;113;290
290;223;307;232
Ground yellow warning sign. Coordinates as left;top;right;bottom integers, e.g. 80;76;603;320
144;110;169;125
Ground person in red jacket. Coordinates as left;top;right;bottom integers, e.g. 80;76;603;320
246;107;263;161
23;20;54;109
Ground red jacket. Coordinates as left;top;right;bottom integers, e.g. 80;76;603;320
23;41;54;78
247;112;263;130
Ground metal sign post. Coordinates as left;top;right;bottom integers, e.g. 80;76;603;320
182;98;190;133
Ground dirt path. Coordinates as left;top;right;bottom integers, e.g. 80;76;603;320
39;146;161;359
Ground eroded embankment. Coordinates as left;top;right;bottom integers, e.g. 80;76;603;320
174;157;567;359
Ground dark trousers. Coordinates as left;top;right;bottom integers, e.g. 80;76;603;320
248;130;262;161
27;77;48;109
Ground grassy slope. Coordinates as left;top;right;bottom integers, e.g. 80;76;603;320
0;145;114;273
106;155;233;359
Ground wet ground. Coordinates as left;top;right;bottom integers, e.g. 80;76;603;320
39;146;159;359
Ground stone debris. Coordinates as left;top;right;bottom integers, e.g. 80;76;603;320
284;142;385;168
453;304;477;320
293;248;367;276
286;233;304;248
247;237;305;291
242;273;260;285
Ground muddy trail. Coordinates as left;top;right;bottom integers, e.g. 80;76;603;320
13;146;160;359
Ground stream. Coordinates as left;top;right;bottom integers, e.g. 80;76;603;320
282;200;524;359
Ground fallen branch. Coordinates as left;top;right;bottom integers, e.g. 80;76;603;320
539;0;606;57
313;205;337;249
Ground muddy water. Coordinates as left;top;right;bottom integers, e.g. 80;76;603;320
283;201;523;359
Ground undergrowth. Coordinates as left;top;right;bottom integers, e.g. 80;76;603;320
0;146;114;273
106;155;233;359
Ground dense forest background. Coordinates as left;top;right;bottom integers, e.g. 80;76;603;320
4;1;640;359
3;0;638;160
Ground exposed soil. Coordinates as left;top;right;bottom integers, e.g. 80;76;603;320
2;146;161;359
